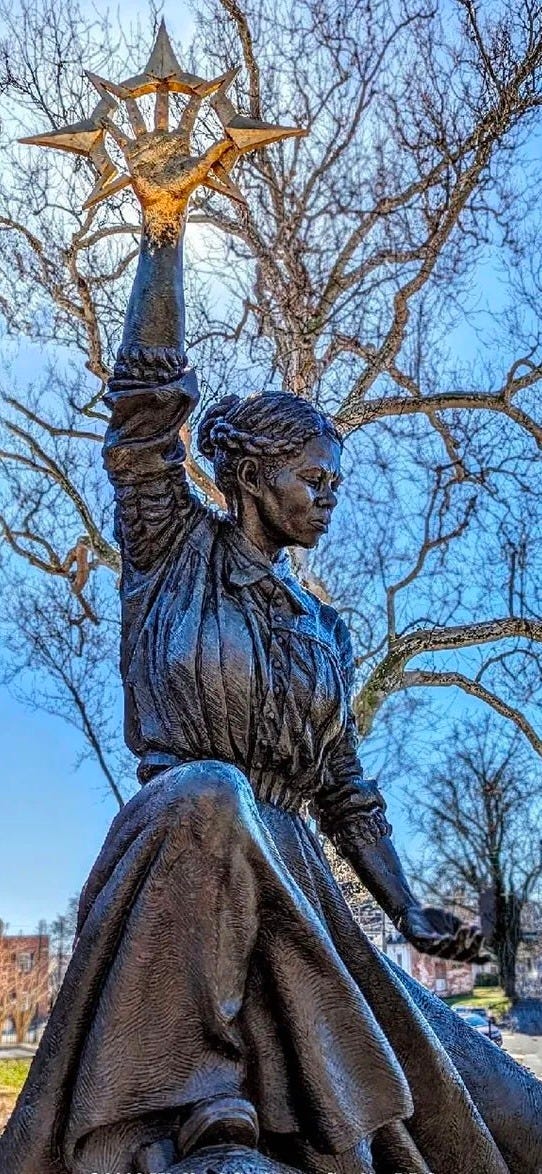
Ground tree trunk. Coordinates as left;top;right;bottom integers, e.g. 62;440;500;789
14;1005;35;1045
495;893;522;1000
482;884;521;1000
497;940;517;1000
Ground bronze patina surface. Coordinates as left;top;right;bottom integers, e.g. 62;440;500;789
3;26;542;1174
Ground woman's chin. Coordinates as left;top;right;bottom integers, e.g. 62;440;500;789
298;527;328;548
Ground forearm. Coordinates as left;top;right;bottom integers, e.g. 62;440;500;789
317;768;415;924
105;225;197;444
103;229;200;570
119;228;186;359
339;835;419;927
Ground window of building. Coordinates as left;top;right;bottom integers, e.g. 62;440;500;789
18;951;34;973
434;960;447;994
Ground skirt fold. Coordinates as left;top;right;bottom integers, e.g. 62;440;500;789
1;763;541;1174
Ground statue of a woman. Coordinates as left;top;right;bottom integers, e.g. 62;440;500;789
3;70;542;1174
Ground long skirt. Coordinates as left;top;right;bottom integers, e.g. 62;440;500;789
1;759;541;1174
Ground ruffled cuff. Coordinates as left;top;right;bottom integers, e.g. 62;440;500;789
331;805;393;854
103;355;199;486
316;772;392;851
109;345;189;388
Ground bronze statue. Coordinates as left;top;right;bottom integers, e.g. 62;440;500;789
2;25;542;1174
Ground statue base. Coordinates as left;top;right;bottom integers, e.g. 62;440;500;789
169;1144;302;1173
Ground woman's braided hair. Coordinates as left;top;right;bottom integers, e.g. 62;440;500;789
197;392;342;512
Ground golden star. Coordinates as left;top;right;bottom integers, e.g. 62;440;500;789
20;20;305;232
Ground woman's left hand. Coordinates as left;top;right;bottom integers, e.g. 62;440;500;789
398;905;490;963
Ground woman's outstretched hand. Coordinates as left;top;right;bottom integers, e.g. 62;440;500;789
398;905;490;963
336;833;491;964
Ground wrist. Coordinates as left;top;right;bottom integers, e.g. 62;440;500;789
393;898;421;933
120;228;186;354
342;835;419;926
142;203;187;247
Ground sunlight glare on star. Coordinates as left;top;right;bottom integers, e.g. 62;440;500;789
20;20;305;240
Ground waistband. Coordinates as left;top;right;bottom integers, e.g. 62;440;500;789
138;751;305;815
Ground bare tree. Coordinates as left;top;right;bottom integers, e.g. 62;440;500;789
0;0;542;805
410;714;542;998
48;896;79;999
0;929;51;1044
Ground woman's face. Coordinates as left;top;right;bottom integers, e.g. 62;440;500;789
242;433;343;551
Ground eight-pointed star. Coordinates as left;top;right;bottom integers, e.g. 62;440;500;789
20;20;305;212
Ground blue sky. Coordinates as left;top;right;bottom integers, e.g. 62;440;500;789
0;0;197;932
0;687;116;932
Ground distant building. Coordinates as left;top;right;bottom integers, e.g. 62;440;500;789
0;931;50;1043
386;931;475;996
515;900;542;996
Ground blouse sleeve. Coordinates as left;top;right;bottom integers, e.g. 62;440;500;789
102;345;204;575
314;618;392;852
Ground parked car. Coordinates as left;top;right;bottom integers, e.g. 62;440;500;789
453;1006;503;1046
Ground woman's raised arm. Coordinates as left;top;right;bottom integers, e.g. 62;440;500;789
103;230;203;575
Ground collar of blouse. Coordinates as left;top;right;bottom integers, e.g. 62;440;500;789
222;522;311;616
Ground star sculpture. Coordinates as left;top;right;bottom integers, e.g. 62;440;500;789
21;21;305;241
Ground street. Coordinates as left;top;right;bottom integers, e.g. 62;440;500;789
502;1031;542;1080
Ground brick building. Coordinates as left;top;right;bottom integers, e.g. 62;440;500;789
386;932;474;996
0;931;50;1043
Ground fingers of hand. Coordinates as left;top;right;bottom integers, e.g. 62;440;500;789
412;933;455;959
414;924;489;963
454;926;487;961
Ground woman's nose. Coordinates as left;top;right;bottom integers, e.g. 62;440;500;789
318;485;337;509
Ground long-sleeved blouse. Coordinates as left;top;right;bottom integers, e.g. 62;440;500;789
103;346;387;844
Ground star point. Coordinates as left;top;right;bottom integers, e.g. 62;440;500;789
20;23;306;230
144;18;182;81
210;68;306;153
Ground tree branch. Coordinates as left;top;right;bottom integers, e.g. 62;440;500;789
335;385;542;445
354;617;542;735
401;668;542;757
0;417;118;569
218;0;262;117
336;40;542;420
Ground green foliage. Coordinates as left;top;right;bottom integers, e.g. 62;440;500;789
445;985;512;1020
0;1059;31;1094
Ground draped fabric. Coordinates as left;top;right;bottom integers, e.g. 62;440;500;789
2;361;542;1174
2;768;541;1174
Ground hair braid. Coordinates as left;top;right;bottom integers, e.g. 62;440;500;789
197;392;342;512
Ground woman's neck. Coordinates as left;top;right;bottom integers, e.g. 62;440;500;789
236;504;283;562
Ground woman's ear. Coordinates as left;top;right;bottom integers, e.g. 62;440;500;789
237;456;262;499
